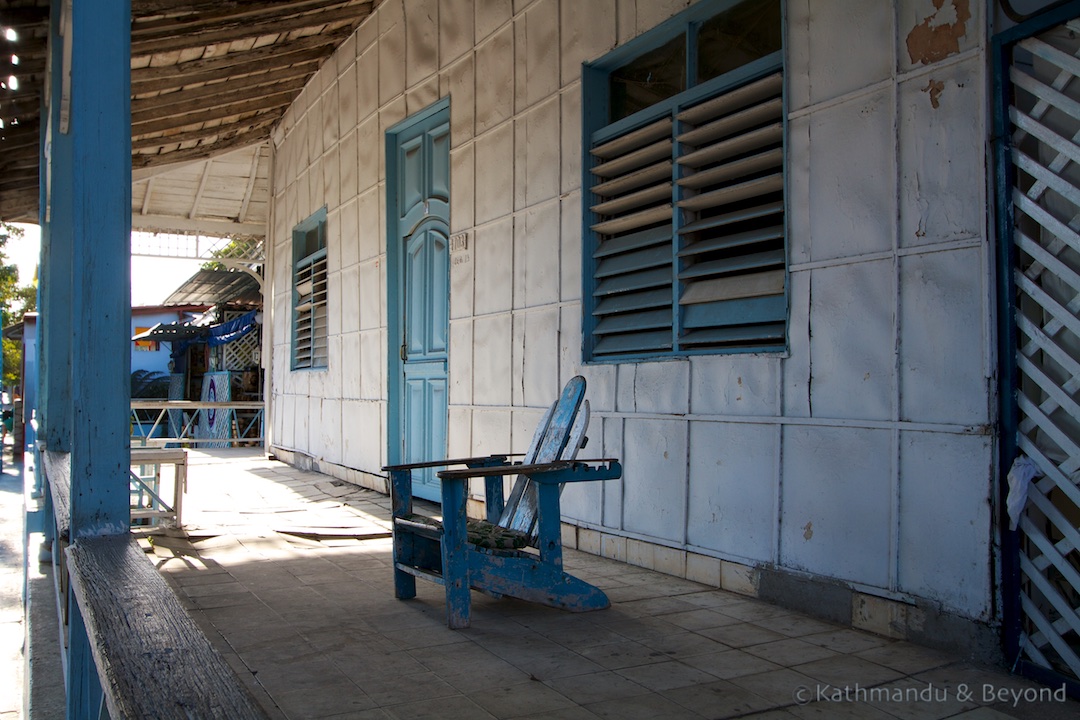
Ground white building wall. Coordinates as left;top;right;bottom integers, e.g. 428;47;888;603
267;0;994;625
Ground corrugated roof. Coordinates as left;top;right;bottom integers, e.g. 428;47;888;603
163;268;261;307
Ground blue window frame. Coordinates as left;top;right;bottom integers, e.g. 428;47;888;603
292;207;328;370
582;0;786;361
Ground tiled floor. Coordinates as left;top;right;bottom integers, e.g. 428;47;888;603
146;448;1079;720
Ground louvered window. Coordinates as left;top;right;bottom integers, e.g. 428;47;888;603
292;208;329;370
583;0;785;360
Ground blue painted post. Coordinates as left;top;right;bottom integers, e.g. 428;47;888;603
44;1;133;717
66;603;104;718
64;0;132;541
39;0;73;454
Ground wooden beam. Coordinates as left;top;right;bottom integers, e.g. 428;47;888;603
131;74;308;122
132;116;274;149
238;147;261;223
132;129;272;172
141;176;156;215
132;138;267;176
131;0;364;36
133;56;320;96
0;6;49;28
190;159;212;219
131;91;295;135
130;29;350;83
130;212;266;237
130;3;371;56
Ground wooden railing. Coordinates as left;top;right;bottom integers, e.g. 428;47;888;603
130;400;264;446
42;451;268;719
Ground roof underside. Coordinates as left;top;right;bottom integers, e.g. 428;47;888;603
164;268;261;307
0;0;379;232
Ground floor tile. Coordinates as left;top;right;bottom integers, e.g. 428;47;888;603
793;653;905;688
855;641;962;675
742;638;841;666
698;621;789;648
681;648;783;679
584;692;705;720
543;670;651;705
615;658;720;691
575;639;669;670
468;680;576;719
384;694;496;720
661;678;780;717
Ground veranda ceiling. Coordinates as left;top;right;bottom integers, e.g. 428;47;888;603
0;0;379;235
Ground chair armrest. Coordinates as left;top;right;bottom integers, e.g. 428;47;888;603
382;454;521;472
438;459;621;484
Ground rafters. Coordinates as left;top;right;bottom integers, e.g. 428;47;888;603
0;0;379;223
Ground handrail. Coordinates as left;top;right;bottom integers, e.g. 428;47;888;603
130;400;264;446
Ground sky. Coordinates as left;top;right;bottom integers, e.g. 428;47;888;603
5;223;204;307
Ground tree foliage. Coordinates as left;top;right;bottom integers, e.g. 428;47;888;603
0;221;40;392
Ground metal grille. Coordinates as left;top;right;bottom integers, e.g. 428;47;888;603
1006;19;1080;682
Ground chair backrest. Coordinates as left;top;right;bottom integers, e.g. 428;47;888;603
498;376;589;536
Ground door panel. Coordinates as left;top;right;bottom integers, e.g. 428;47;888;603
392;102;451;502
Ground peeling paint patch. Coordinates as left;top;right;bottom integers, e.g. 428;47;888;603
803;521;813;541
923;78;945;108
906;0;971;65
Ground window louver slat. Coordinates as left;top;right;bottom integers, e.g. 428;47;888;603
596;244;672;278
594;266;672;296
678;269;785;305
590;204;673;236
594;330;673;355
676;97;783;147
591;117;673;158
594;225;671;259
591;138;674;178
677;72;783;125
678;200;783;235
591;182;673;216
592;160;674;197
678;123;782;168
594;287;672;316
678;148;782;191
677;173;783;212
678;225;784;258
595;308;672;334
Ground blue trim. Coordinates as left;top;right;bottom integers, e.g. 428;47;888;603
994;0;1080;46
991;19;1023;676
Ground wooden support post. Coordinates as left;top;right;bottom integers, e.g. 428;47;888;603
43;1;133;717
63;0;133;541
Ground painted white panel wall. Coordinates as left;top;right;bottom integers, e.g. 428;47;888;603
266;0;995;621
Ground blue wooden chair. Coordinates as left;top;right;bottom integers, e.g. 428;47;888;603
383;376;622;628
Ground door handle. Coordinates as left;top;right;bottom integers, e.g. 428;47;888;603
400;343;408;362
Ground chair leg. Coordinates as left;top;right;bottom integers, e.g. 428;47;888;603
441;477;471;629
389;469;417;600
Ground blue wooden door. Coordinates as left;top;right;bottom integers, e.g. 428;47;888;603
393;106;450;501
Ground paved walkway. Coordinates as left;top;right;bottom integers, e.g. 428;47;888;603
1;442;25;720
134;448;1079;720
